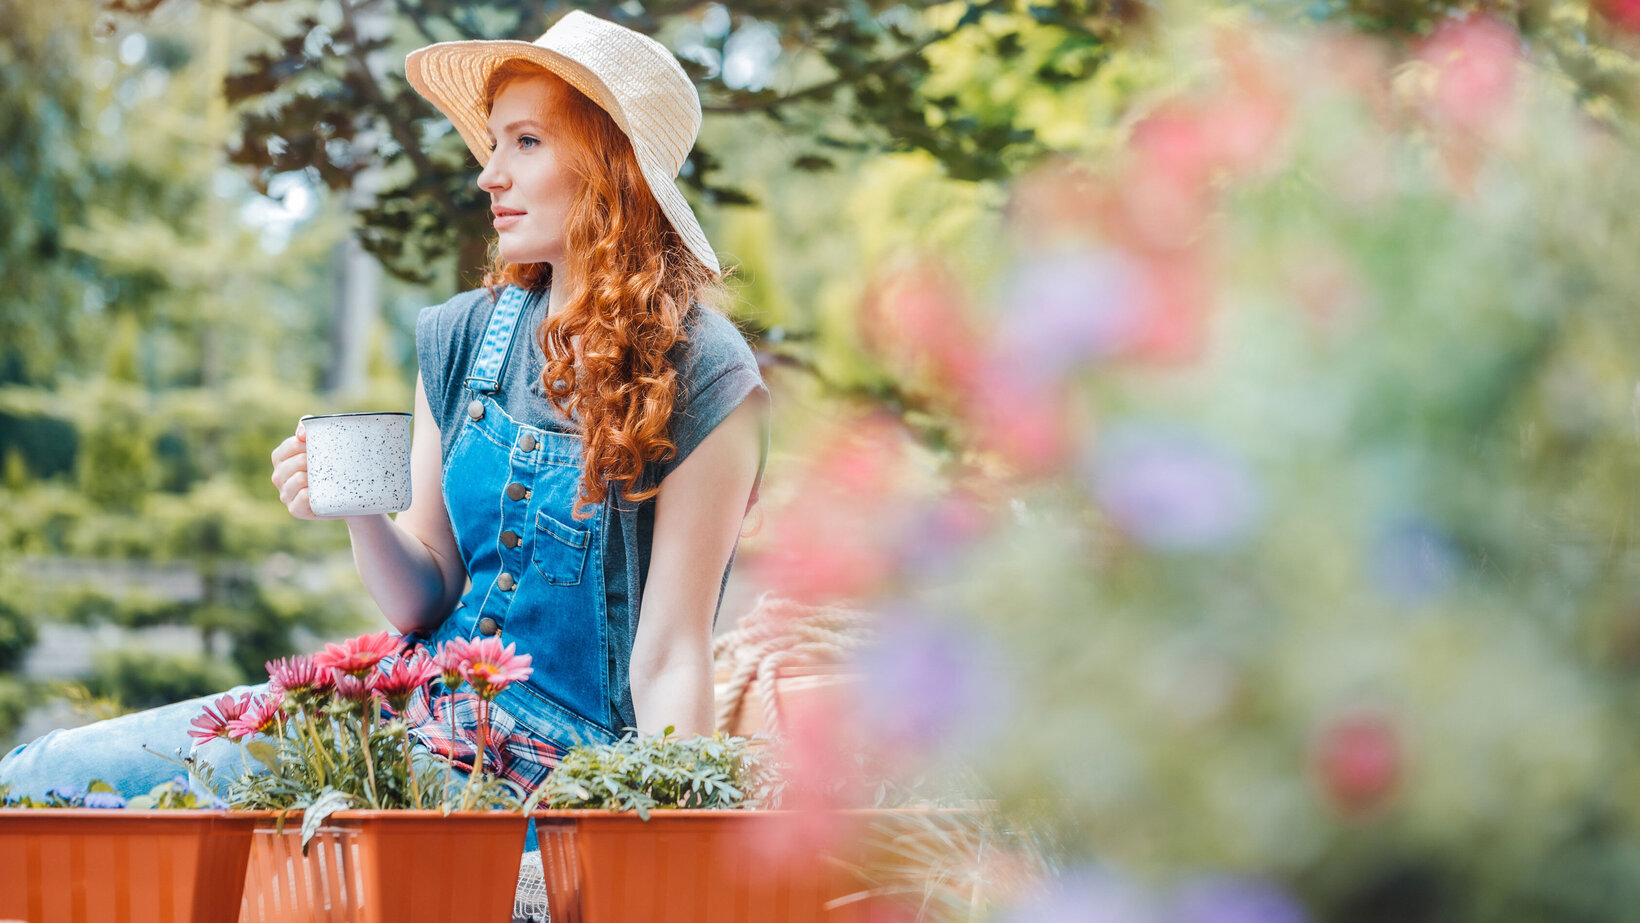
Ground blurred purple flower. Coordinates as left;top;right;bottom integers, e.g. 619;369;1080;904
853;609;1010;756
1370;517;1459;604
83;791;128;809
1000;866;1158;923
1087;425;1262;551
895;495;992;577
993;246;1147;381
1166;875;1309;923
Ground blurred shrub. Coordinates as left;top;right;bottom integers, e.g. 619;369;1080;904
0;600;36;673
82;650;244;711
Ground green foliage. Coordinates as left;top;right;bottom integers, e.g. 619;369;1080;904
97;0;1141;284
0;601;36;673
0;676;31;745
528;727;770;819
81;650;244;711
125;774;228;810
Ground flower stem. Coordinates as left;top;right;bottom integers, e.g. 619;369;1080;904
358;704;381;809
302;707;335;788
444;693;457;813
401;726;423;809
460;697;490;812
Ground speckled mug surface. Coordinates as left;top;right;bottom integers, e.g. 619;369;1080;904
302;412;413;517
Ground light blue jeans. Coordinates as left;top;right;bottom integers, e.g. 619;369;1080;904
0;681;538;852
0;681;278;801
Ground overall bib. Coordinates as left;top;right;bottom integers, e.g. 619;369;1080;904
408;284;622;779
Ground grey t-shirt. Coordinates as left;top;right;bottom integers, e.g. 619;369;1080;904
415;285;770;732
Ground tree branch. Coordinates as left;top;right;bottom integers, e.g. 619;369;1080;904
701;0;1009;114
336;0;461;219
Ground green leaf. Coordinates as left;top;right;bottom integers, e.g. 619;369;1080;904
301;789;356;856
244;740;281;773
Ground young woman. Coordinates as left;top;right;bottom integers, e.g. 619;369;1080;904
0;11;768;812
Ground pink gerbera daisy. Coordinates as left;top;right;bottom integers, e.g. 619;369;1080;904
434;638;474;689
314;630;401;678
377;648;440;712
188;692;253;744
457;636;533;700
227;691;286;740
266;654;333;700
331;670;380;704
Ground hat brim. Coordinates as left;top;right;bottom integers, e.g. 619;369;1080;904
405;40;721;279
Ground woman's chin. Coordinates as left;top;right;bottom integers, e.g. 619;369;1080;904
495;240;557;266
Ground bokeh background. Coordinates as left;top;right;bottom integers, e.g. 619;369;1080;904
11;0;1640;919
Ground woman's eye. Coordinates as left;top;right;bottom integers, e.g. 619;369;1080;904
518;135;539;150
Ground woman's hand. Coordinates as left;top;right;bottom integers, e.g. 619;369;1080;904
269;419;321;520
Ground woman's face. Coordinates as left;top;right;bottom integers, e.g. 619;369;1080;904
478;75;578;267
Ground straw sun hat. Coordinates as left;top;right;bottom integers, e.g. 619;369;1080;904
405;9;721;278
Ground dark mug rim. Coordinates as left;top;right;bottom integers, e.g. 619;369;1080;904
300;412;413;421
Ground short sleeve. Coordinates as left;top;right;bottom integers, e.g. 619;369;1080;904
415;304;449;417
655;308;771;502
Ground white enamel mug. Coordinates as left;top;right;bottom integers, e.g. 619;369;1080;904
301;412;413;517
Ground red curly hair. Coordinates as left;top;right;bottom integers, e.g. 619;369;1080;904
479;60;731;519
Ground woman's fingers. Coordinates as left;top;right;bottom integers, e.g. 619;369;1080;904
289;484;317;520
272;423;315;519
278;469;308;507
270;434;303;465
270;451;307;488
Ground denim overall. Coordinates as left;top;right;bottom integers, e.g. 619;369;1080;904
418;284;621;752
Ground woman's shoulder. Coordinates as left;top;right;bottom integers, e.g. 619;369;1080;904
673;302;760;392
415;286;497;346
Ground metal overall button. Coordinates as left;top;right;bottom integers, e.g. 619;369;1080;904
506;482;530;501
478;616;500;637
497;572;516;592
501;530;521;549
519;432;538;452
467;400;485;421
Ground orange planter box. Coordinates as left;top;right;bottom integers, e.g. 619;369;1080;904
237;810;528;923
0;809;258;923
532;808;938;923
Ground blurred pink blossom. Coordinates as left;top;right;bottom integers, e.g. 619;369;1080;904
1600;0;1640;35
1417;14;1520;132
860;259;982;392
753;414;919;603
1310;705;1402;816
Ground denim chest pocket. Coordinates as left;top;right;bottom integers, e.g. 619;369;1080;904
532;508;591;586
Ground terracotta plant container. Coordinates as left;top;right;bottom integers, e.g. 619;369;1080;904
237;810;528;923
532;808;948;923
0;808;259;923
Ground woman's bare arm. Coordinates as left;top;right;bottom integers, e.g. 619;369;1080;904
629;394;767;736
270;372;467;635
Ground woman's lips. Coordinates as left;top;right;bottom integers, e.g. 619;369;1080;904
493;212;524;230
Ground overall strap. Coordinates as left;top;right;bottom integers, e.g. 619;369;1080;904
463;285;533;394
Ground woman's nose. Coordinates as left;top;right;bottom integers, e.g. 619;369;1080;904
477;154;507;192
